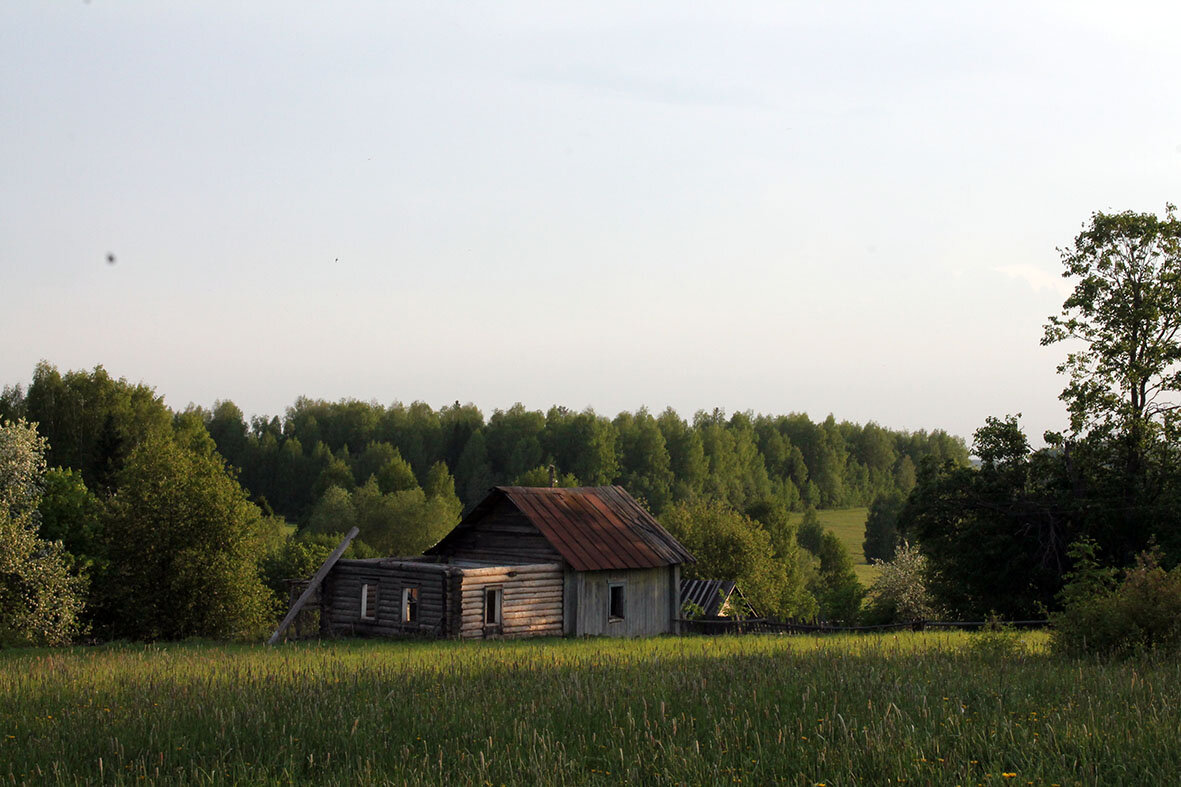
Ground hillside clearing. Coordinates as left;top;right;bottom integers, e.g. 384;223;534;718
791;507;881;585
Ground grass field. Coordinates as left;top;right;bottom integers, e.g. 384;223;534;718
790;507;880;585
3;633;1179;785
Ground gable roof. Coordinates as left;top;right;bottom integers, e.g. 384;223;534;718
426;486;695;572
680;578;757;618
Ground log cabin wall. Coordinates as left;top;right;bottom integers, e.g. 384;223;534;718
432;498;563;565
569;565;678;637
456;562;564;639
320;559;450;637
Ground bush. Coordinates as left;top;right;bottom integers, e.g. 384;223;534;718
966;614;1027;659
1051;540;1181;657
863;541;940;624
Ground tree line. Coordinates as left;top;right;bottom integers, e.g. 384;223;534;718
0;363;966;644
15;203;1176;652
860;206;1181;654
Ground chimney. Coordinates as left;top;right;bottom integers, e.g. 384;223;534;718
548;464;557;488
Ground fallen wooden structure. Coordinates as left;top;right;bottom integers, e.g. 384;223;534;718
267;527;358;645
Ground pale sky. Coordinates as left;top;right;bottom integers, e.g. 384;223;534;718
3;2;1179;445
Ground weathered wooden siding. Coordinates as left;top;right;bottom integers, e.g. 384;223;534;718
570;566;676;637
315;556;682;640
320;560;449;637
431;498;563;565
457;563;564;639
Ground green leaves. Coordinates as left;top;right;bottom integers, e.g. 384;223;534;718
98;436;273;641
0;419;87;646
1043;205;1181;441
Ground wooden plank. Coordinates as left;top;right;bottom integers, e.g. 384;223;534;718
504;593;563;604
503;621;563;632
376;559;450;573
459;562;563;578
269;528;359;645
503;586;564;596
503;624;563;636
504;593;563;605
500;613;563;626
504;583;564;593
504;572;563;580
504;603;562;615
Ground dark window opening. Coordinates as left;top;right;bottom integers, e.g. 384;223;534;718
609;583;625;621
484;587;502;626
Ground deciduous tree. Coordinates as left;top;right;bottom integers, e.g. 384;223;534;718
98;436;272;640
0;419;87;646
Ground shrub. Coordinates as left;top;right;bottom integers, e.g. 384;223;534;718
1051;540;1181;657
863;541;940;624
966;614;1027;659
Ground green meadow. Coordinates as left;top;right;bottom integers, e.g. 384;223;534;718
3;633;1178;785
791;507;880;586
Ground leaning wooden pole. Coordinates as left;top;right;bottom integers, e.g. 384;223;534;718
267;527;359;645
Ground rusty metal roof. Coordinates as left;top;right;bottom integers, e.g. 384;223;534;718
431;486;695;572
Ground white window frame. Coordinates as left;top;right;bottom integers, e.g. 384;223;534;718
360;583;378;621
402;586;419;623
484;586;503;626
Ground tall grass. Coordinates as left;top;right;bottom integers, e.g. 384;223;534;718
2;632;1178;785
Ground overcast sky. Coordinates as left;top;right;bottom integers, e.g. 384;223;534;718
3;2;1178;444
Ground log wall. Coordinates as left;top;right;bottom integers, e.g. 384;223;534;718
457;562;565;639
320;560;450;638
318;558;681;640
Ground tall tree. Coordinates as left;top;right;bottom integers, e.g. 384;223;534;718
658;408;706;502
24;363;172;490
98;436;272;640
613;410;674;513
1043;205;1181;559
1043;205;1181;449
485;404;545;483
543;407;618;485
863;490;905;562
900;417;1077;618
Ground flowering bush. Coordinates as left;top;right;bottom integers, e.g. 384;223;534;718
863;540;941;624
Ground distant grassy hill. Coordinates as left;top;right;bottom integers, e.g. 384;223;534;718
790;507;880;586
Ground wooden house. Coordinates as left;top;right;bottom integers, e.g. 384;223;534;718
274;486;695;642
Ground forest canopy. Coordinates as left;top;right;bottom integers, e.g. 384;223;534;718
0;361;966;639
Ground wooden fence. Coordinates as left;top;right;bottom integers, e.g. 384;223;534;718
677;618;1050;636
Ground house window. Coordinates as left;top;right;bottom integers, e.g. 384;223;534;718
484;587;503;626
360;583;378;621
402;587;419;623
608;583;626;622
